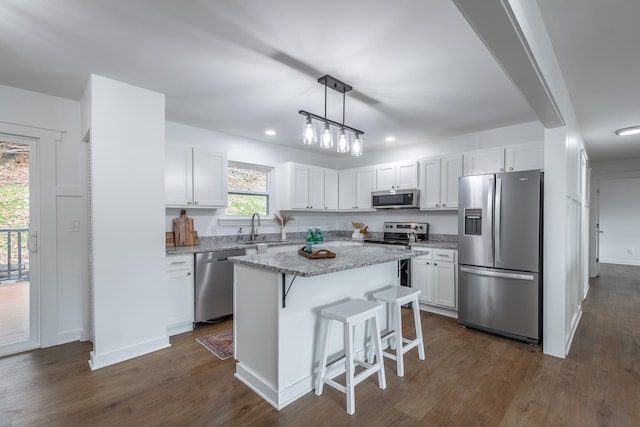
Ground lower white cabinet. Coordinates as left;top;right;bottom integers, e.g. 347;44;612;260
165;254;194;336
412;248;457;311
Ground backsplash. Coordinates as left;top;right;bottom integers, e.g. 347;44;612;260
196;231;456;245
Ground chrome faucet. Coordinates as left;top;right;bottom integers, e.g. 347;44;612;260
250;213;261;242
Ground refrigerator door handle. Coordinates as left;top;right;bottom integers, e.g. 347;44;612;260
495;177;502;264
460;266;535;281
487;177;494;264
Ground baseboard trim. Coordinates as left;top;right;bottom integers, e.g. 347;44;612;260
88;335;170;370
599;259;640;266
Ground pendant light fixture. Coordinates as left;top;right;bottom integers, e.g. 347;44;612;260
299;74;364;155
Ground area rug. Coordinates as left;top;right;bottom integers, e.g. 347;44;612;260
196;329;234;360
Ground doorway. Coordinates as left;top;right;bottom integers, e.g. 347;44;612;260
0;134;39;356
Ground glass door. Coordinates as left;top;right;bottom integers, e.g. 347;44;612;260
0;134;38;356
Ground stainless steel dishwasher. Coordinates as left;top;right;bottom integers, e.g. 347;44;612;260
194;249;244;323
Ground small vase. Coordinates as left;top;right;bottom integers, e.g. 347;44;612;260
281;227;287;241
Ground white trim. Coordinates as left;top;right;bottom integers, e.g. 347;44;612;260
218;217;278;227
89;336;170;370
235;363;313;410
599;259;640;266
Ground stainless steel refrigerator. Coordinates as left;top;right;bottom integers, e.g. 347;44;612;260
457;170;542;344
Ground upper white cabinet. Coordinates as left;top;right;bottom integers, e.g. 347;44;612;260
505;141;544;172
165;141;227;208
338;167;376;211
279;163;338;211
463;142;544;176
420;154;462;210
463;147;505;176
376;161;418;190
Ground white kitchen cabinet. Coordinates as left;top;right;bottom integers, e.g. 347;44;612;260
420;154;461;210
165;141;227;208
505;141;544;172
165;254;194;336
412;249;434;304
338;167;376;211
376;161;418;190
280;163;337;211
324;169;339;210
463;147;505;176
412;248;457;311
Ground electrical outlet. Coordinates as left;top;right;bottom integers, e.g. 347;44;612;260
70;220;81;232
628;249;633;255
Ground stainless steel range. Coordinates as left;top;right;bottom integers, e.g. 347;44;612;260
365;222;428;286
365;222;429;247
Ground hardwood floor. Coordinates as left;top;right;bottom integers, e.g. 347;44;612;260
1;264;639;426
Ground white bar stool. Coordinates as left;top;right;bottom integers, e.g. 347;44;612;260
315;299;386;415
373;286;425;377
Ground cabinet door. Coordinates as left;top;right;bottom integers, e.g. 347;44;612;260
376;164;396;190
420;158;441;209
291;164;310;209
308;167;325;210
412;258;434;303
193;149;227;207
338;170;356;210
505;141;544;172
324;169;339;210
463;147;505;176
441;154;462;209
433;261;456;309
166;256;194;335
165;142;193;206
396;161;418;189
356;168;376;209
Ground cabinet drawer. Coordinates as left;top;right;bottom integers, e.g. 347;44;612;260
166;255;194;271
433;249;456;263
412;248;433;260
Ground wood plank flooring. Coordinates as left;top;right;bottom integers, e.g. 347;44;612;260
1;264;639;426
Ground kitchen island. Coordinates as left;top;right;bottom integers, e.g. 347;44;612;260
229;243;416;409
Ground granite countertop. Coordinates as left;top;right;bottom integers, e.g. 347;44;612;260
166;239;306;256
228;244;417;277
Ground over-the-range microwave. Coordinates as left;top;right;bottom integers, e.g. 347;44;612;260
371;189;420;209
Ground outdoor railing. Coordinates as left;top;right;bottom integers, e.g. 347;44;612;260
0;228;29;283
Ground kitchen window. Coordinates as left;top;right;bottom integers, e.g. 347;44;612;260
226;162;272;216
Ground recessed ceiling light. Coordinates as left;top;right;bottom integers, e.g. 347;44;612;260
615;126;640;136
385;136;396;142
265;129;276;136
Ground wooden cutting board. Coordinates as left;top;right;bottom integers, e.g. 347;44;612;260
173;209;196;246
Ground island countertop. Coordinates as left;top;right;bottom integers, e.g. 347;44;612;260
229;244;416;277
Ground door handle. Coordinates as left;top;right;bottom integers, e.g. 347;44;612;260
460;266;534;281
495;177;502;264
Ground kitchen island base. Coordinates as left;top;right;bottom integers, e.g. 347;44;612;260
233;262;399;410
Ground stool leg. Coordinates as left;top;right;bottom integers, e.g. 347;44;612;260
345;322;355;415
388;302;396;350
413;296;425;360
395;302;404;377
371;312;387;390
315;318;330;396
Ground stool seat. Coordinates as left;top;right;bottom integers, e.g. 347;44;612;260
315;298;386;415
373;286;425;377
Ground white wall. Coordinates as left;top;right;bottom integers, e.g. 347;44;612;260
87;75;169;369
507;0;587;358
598;177;640;265
0;84;86;348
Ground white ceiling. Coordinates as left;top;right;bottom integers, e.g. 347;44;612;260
0;0;637;161
536;0;640;161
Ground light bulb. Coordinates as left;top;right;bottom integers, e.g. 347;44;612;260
302;117;316;144
351;134;363;157
337;128;349;153
320;122;333;149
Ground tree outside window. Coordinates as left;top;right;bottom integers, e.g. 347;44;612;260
227;162;271;216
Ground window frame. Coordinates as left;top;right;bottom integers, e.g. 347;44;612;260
226;161;273;217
